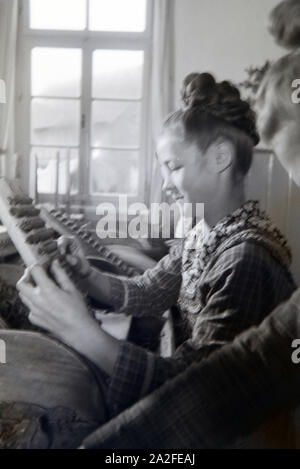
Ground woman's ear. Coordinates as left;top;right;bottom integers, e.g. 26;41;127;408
213;140;234;173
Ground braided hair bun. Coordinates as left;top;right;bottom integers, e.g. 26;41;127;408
180;72;260;146
269;0;300;50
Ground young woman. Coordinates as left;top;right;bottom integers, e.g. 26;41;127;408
79;48;300;449
18;73;295;422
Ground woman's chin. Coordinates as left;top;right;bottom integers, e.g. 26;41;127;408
170;193;185;203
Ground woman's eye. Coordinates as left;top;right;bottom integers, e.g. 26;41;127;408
169;165;182;172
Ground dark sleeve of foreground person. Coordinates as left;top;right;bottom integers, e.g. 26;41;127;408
82;288;300;449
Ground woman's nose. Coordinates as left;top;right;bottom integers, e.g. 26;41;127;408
162;175;175;194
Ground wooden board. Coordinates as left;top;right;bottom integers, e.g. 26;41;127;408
0;330;107;424
0;178;53;268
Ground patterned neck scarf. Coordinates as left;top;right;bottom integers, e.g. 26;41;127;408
178;200;291;318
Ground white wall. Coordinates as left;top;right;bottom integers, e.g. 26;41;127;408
246;150;300;284
173;0;300;284
174;0;285;105
0;2;5;76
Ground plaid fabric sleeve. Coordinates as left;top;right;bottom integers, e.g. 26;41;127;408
150;242;296;389
105;241;296;415
105;341;157;417
82;289;300;449
108;240;183;316
189;241;296;349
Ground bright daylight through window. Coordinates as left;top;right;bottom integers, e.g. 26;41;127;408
19;0;152;206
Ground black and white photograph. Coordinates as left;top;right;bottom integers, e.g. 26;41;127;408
1;0;300;453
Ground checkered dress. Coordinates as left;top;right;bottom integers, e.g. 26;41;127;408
103;201;296;417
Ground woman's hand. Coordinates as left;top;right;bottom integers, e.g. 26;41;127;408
57;236;112;306
16;260;96;344
58;236;115;307
16;260;121;374
57;236;92;280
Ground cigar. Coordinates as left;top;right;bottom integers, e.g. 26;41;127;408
10;206;40;218
19;218;45;233
26;228;57;245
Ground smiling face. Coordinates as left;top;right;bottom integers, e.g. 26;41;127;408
156;129;221;205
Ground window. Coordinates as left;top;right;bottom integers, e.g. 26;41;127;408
17;0;153;208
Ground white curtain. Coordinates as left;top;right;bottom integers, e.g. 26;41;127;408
147;0;175;204
0;0;18;178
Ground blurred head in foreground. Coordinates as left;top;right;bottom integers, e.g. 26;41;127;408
256;48;300;186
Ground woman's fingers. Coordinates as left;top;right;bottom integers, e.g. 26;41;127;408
17;260;90;338
17;260;76;299
58;235;91;279
28;306;48;329
19;293;46;329
66;254;91;278
57;235;76;255
58;235;83;257
50;259;76;293
17;264;52;292
30;264;54;291
17;280;45;313
19;292;35;311
66;254;79;267
16;267;37;295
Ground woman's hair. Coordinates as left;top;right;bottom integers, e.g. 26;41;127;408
256;49;300;142
162;72;259;178
269;0;300;50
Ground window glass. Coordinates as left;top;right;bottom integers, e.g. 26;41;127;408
93;50;144;100
90;149;139;194
31;99;81;146
30;0;87;30
32;148;79;194
91;101;141;148
89;0;147;32
31;48;82;98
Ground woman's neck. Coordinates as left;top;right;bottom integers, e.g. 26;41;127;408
204;188;246;230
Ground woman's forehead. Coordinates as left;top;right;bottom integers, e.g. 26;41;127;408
156;133;185;161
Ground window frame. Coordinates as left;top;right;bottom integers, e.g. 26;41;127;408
16;0;154;212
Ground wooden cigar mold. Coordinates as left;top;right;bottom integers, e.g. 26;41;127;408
0;178;140;279
40;207;140;277
0;178;58;269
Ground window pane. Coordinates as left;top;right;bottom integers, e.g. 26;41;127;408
30;0;87;30
31;99;81;146
89;0;147;32
32;48;82;98
93;50;144;100
32;148;79;195
91;101;141;148
90;150;139;195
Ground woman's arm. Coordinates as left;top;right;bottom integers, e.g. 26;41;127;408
67;239;184;316
18;239;294;417
17;262;121;376
78;267;115;307
16;253;182;380
81;290;300;449
19;259;300;449
94;241;297;415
